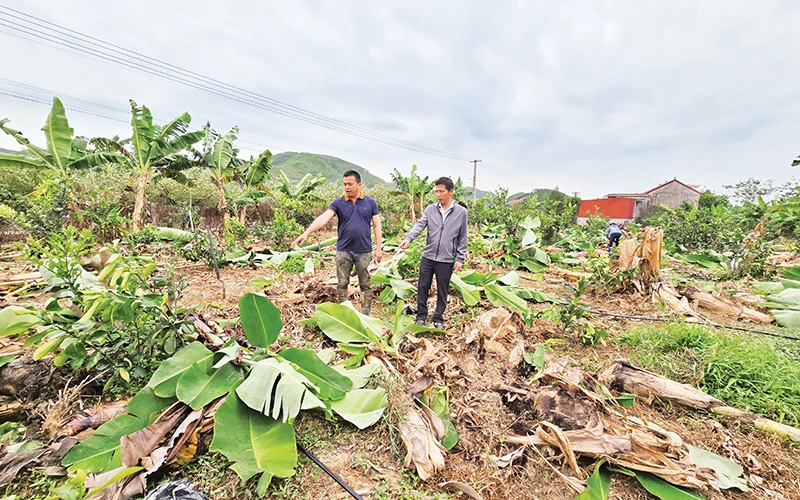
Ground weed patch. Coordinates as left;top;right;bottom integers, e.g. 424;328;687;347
615;322;800;425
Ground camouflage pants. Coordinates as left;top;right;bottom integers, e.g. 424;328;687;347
335;251;373;313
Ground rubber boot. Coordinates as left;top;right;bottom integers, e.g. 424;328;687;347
361;288;373;316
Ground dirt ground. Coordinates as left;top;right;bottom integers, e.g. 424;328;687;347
2;248;800;500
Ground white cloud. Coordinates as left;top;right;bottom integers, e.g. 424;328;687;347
1;0;799;198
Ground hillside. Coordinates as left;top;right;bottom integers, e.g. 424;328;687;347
464;186;490;199
272;152;389;187
509;188;577;203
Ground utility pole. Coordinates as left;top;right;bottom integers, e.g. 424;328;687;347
471;159;481;205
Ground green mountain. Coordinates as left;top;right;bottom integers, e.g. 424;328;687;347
272;152;389;187
464;187;490;199
508;189;577;203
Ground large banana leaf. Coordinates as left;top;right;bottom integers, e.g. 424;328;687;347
330;388;388;429
484;283;529;315
236;358;324;422
633;472;704;499
150;227;195;242
210;393;297;486
0;306;41;336
175;361;244;410
69;151;126;170
243;149;272;187
512;287;558;303
379;279;417;304
0;153;41;169
0;118;51;169
277;347;352;401
687;445;748;491
155;112;191;141
42;97;74;174
575;460;610;500
62;388;175;472
206;127;239;175
147;342;214;398
450;274;481;306
313;302;377;344
159;130;205;159
239;292;283;349
129;100;154;168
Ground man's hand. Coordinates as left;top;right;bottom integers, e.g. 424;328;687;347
398;239;410;250
374;248;383;262
454;261;463;272
293;234;308;247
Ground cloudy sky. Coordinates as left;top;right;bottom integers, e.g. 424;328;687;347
1;1;798;198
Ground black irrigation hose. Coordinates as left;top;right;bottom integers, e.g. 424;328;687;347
585;307;800;342
297;442;364;500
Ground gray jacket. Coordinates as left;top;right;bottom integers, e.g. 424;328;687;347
404;202;468;263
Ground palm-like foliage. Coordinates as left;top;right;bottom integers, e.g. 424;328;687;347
196;125;241;217
390;164;432;220
92;101;204;231
234;149;272;224
276;169;326;202
0;97;115;179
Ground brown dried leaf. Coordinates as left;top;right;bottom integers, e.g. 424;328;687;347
120;403;188;468
439;480;484;500
401;406;445;481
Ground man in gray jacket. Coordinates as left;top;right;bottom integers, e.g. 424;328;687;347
399;177;468;330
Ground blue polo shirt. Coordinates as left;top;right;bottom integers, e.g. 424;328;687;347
328;195;379;253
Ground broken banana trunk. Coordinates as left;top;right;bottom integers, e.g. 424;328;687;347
600;359;800;442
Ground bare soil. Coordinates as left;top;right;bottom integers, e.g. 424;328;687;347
2;248;799;500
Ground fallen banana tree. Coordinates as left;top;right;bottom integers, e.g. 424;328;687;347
652;281;776;324
752;266;800;328
600;359;800;443
253;236;338;267
303;302;460;481
682;286;774;323
56;292;388;499
501;359;751;497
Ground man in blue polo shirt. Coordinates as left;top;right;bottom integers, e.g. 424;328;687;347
293;170;382;314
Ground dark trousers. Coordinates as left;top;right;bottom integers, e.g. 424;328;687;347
416;257;455;323
607;233;621;252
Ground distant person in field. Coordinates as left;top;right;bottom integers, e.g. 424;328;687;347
606;222;623;253
399;177;468;330
293;170;382;315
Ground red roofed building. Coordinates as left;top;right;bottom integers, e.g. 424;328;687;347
577;179;701;225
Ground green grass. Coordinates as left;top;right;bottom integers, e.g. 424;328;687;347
615;322;800;426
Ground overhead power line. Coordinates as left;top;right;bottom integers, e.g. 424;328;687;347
0;82;277;155
0;83;398;177
0;5;476;163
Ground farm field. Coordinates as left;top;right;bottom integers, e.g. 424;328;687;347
1;99;800;500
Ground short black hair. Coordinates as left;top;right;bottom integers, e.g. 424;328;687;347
343;170;361;183
457;200;468;209
434;176;454;191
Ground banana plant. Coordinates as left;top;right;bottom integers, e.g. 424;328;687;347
0;97;116;202
234;149;272;224
61;293;388;496
92;101;204;231
390;164;432;220
195;125;242;218
276;169;326;202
